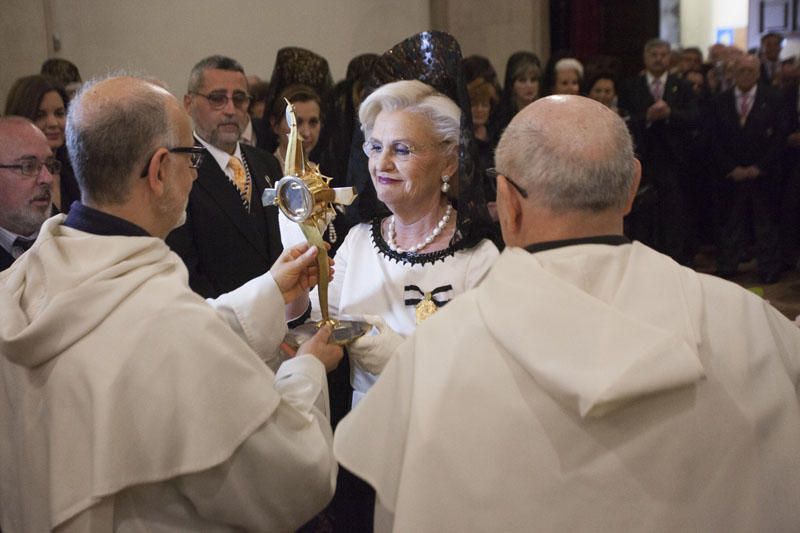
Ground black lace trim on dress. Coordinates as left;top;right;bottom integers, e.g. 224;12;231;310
370;218;464;266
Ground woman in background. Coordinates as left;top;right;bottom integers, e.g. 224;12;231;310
467;77;501;219
4;75;79;213
550;57;584;95
586;71;625;116
268;84;323;171
488;51;541;143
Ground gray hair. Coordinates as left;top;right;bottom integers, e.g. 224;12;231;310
66;75;177;205
359;80;461;151
554;58;584;79
495;100;635;212
187;55;246;94
644;38;671;53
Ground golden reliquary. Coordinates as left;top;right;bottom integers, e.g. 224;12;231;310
262;99;370;345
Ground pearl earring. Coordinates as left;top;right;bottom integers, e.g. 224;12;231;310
441;175;450;193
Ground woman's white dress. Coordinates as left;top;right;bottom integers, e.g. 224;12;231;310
311;220;499;405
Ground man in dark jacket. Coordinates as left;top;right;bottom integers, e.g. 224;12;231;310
619;38;699;265
167;56;284;298
710;54;786;283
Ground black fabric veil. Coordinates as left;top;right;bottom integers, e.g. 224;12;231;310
262;47;335;157
324;53;378;185
346;31;498;250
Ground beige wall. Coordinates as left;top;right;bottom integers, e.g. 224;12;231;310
433;0;549;81
0;0;50;109
1;1;550;108
680;0;749;54
1;0;431;104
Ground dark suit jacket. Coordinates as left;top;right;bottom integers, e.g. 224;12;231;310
710;84;787;177
618;73;699;166
0;247;13;272
760;61;780;87
250;118;272;151
783;83;800;134
166;141;284;298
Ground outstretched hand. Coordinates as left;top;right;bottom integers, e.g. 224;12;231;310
297;326;344;372
270;243;333;303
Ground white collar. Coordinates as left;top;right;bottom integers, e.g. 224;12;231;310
645;71;668;86
734;85;757;100
193;132;243;170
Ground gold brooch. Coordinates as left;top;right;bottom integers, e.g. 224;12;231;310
415;292;438;324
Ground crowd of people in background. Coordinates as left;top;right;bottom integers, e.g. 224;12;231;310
2;28;800;532
3;32;799;284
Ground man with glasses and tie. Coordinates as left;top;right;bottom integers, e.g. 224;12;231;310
0;116;57;271
167;55;285;300
0;75;342;532
619;38;699;266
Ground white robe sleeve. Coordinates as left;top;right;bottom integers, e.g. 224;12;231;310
763;301;800;396
206;272;287;369
175;354;336;531
334;339;415;519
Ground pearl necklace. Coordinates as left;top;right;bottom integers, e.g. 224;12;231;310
387;204;452;254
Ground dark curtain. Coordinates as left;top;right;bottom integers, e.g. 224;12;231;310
569;0;605;59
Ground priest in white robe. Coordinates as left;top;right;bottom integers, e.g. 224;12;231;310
333;95;800;532
0;76;343;532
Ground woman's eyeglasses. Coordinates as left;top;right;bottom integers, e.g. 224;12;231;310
362;140;444;162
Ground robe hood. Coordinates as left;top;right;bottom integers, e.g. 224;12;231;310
0;215;284;529
476;244;706;418
0;215;177;367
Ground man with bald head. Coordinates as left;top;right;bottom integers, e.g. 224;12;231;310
334;95;800;531
0;116;56;270
0;75;342;531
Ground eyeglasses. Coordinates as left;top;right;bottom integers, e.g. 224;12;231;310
0;157;61;178
486;168;528;198
139;146;205;177
191;91;252;110
362;140;442;162
168;146;205;169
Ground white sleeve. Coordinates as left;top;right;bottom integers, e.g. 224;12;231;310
334;339;415;515
764;302;800;397
206;272;287;369
175;354;336;531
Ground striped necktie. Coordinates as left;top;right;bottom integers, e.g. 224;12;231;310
651;78;663;101
740;93;751;126
12;237;34;259
227;156;251;209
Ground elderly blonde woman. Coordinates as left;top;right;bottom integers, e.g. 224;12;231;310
311;79;499;406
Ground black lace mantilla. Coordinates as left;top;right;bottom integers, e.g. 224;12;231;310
370;218;465;266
